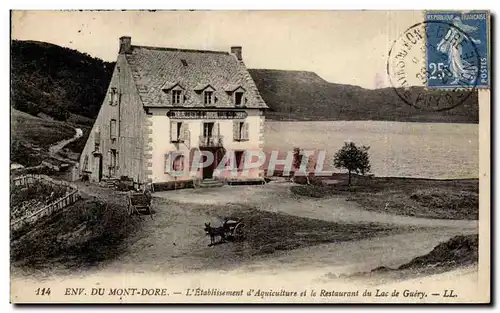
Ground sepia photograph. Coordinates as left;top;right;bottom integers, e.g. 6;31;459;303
9;10;490;303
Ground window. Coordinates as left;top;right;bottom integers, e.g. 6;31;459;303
94;127;101;150
204;91;213;105
172;90;183;104
165;153;185;173
110;150;117;168
109;88;118;106
109;149;118;177
170;121;187;143
172;154;185;171
235;151;244;170
203;122;214;138
83;155;89;171
233;121;249;141
110;119;117;140
234;92;244;106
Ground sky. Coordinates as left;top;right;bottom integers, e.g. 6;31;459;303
11;10;424;89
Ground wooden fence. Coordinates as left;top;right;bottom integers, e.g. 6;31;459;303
12;174;77;189
10;175;81;232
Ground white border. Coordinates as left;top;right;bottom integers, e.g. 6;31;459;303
2;1;498;312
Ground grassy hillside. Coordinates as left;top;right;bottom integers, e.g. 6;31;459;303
249;69;479;123
10;109;76;166
11;40;114;121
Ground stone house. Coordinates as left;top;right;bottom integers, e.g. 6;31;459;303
79;36;268;188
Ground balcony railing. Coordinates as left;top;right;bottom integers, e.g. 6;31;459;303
199;135;223;147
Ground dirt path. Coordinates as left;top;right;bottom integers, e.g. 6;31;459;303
48;127;82;163
157;182;478;229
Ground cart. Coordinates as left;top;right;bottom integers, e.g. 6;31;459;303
127;191;153;219
223;218;245;242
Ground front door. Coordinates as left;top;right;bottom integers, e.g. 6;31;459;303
93;154;103;182
98;155;103;181
201;147;225;179
202;151;213;179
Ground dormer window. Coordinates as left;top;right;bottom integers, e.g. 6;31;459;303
225;85;246;106
194;84;216;105
234;92;244;106
204;91;214;105
162;82;185;105
172;90;183;104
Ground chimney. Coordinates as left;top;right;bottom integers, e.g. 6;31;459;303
231;46;242;61
119;36;132;54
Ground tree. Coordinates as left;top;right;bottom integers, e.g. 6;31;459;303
333;142;371;187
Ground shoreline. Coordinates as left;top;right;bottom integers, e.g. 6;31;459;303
265;119;479;125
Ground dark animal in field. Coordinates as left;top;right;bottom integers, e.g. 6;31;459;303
204;222;226;246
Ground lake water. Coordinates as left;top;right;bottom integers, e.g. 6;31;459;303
264;121;478;179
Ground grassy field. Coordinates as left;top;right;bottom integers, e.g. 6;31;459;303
10;109;93;167
192;202;409;257
291;174;478;220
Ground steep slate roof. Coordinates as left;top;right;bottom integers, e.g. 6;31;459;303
125;45;268;109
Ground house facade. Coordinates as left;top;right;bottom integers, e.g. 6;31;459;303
79;36;268;187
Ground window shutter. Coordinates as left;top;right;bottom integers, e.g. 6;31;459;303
243;122;249;140
178;123;185;141
165;154;170;173
214;122;220;137
94;127;101;146
184;126;190;149
233;121;239;140
110;119;117;139
170;121;178;142
107;150;112;167
83;155;89;171
180;123;189;143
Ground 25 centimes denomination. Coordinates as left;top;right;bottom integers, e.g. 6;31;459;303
387;12;488;111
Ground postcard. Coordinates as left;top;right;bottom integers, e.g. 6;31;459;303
10;10;490;303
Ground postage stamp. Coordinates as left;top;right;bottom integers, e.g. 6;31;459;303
9;10;490;304
425;11;490;89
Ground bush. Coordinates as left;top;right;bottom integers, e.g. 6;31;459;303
410;189;478;211
399;234;478;269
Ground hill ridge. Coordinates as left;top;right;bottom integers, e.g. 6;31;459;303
249;69;478;123
10;40;478;123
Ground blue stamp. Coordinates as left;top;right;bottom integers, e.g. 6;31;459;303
425;11;489;88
